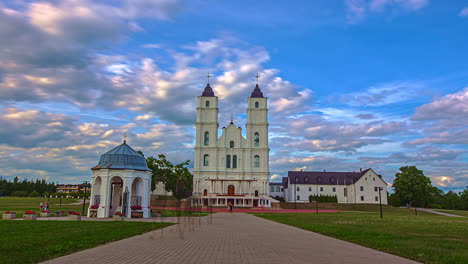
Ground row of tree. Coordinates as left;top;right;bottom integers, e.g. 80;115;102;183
390;166;468;210
0;154;193;200
0;177;56;197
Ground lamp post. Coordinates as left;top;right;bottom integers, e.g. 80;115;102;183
378;187;383;219
57;182;62;207
82;181;89;215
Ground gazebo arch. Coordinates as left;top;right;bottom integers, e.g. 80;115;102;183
109;176;124;217
131;177;143;207
92;176;102;205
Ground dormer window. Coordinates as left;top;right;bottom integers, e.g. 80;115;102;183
255;102;259;108
206;100;210;107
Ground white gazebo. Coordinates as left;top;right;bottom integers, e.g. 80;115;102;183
88;140;152;218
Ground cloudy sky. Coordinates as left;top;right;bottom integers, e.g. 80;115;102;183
0;0;467;192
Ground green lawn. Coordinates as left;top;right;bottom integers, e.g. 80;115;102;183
254;211;468;264
0;220;172;264
0;197;89;218
156;209;211;217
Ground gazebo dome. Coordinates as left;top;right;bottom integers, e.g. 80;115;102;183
92;141;150;171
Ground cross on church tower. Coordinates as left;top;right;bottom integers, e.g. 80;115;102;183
123;132;127;143
206;73;212;84
255;73;260;84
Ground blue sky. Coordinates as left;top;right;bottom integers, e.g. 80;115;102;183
0;0;467;192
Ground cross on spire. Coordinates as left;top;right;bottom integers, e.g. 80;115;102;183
206;72;212;84
230;114;234;124
255;73;260;84
123;132;127;143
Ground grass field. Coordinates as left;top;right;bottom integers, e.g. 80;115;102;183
254;210;468;264
0;197;89;218
157;209;211;217
0;220;172;264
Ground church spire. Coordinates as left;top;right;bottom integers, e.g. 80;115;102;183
201;73;215;97
251;73;264;98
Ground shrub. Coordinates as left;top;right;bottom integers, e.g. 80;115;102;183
28;190;40;197
11;191;29;197
114;212;125;216
24;211;36;215
309;195;338;203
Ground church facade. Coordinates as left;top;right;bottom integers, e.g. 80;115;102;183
191;82;272;207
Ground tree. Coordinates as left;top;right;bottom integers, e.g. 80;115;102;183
393;166;437;207
388;193;401;207
142;152;193;199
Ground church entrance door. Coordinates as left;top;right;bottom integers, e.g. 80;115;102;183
227;185;235;196
253;199;259;207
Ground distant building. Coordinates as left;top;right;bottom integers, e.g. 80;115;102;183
56;184;85;193
269;168;388;204
269;182;284;198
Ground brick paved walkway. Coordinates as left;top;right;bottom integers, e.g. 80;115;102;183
43;213;419;264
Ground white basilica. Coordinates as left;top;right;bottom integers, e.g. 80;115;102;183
191;82;273;208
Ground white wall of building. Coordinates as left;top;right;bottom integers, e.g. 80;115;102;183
281;169;388;205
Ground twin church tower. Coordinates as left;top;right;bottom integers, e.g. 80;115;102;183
192;81;272;207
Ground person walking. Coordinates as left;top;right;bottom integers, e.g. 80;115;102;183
45;201;49;211
40;201;44;212
228;201;233;213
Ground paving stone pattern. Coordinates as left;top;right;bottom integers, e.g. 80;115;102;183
43;213;420;264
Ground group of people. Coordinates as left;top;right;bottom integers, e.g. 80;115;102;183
39;201;49;212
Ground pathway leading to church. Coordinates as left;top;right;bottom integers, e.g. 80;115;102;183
43;213;420;264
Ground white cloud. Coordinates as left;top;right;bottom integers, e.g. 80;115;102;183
345;0;429;24
460;7;468;17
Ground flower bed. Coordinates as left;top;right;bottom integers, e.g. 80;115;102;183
2;211;16;220
153;211;162;217
89;204;99;209
24;211;37;220
40;211;52;217
113;212;125;221
68;211;81;221
131;205;143;218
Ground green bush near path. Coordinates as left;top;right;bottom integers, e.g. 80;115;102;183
254;212;468;264
0;220;173;264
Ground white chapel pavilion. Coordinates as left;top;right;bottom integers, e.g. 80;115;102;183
88;139;152;218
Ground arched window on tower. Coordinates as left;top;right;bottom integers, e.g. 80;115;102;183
203;154;209;166
254;132;259;147
204;131;209;146
255;102;259;108
230;141;234;148
226;155;231;168
254;155;260;168
233;155;237;168
206;100;210;107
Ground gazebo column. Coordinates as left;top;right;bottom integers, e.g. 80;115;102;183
97;172;110;218
141;175;151;218
123;174;133;219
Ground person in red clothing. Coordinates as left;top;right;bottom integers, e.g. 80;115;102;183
228;202;233;213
